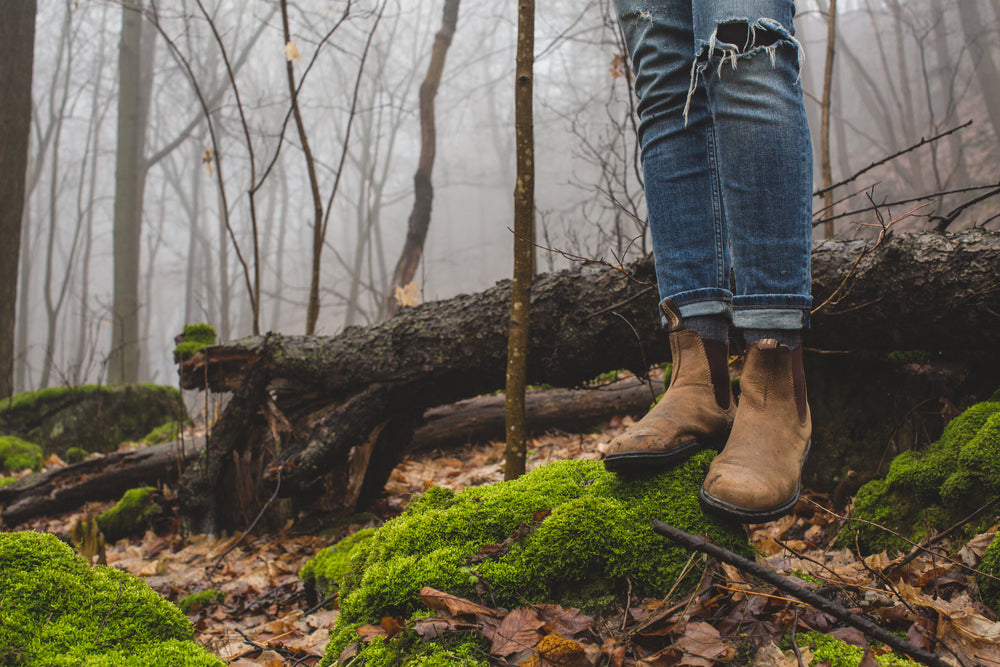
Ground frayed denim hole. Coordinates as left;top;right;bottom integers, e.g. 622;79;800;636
683;17;805;126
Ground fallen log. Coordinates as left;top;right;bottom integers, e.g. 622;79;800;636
0;438;204;527
411;373;662;451
175;230;1000;533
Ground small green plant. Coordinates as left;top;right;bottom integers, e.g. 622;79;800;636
0;435;43;473
97;487;162;543
177;590;225;614
977;533;1000;613
64;446;90;463
173;323;217;362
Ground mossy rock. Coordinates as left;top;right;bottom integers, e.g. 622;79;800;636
300;527;377;604
324;624;489;667
841;400;1000;554
794;631;919;667
173;323;217;362
97;487;162;543
0;435;43;473
0;531;222;666
0;384;186;457
305;455;747;666
141;421;184;445
977;534;1000;613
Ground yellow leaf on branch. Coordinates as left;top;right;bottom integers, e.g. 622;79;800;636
394;282;422;308
284;41;300;62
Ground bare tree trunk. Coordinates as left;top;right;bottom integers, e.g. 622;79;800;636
110;0;153;384
820;0;837;238
505;0;534;481
0;0;36;399
956;0;1000;143
385;0;461;319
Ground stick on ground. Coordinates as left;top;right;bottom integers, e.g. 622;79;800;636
651;520;950;667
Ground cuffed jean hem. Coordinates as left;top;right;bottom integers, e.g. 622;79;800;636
732;295;811;329
659;291;733;326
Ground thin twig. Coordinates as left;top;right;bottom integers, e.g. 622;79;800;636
790;607;805;667
95;580;125;648
612;312;657;403
207;467;283;580
813;120;972;198
652;520;950;667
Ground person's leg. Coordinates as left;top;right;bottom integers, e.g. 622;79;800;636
605;0;735;472
683;0;813;520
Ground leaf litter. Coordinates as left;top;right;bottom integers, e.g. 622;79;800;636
10;420;1000;666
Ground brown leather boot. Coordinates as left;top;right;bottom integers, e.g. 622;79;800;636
603;304;736;473
699;339;811;522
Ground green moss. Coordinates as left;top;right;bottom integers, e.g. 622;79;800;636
320;613;489;667
0;384;186;457
0;435;43;473
64;447;89;464
173;323;216;362
0;475;21;489
843;401;1000;554
313;456;746;666
796;632;919;667
977;534;1000;613
300;528;377;602
0;531;222;666
142;421;182;445
177;590;225;615
96;487;161;543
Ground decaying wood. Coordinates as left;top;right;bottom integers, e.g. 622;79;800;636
412;374;660;451
0;437;204;526
176;230;1000;533
651;520;950;667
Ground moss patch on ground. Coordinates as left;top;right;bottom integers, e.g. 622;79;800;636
0;531;222;666
304;455;747;666
177;590;225;615
795;632;919;667
0;384;187;457
97;487;162;543
0;435;43;473
841;400;1000;554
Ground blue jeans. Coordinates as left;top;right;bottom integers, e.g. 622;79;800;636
615;0;813;329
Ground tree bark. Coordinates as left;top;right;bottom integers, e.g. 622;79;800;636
820;0;837;238
385;0;461;318
0;0;36;399
175;230;1000;533
110;0;153;384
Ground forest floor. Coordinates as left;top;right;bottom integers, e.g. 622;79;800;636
15;418;1000;667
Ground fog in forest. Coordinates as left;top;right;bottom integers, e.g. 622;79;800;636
12;0;1000;390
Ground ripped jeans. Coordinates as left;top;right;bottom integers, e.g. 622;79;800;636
615;0;813;329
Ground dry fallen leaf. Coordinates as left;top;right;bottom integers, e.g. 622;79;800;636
419;587;502;618
492;607;546;657
674;622;730;667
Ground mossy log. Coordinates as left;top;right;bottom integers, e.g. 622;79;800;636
176;230;1000;533
0;438;203;527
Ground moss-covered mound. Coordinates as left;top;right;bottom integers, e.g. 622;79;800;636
305;456;746;666
0;384;186;457
0;531;222;666
977;534;1000;613
842;400;1000;554
97;487;162;543
0;435;43;473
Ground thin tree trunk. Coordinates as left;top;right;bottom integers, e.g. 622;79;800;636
385;0;461;319
110;0;151;384
956;0;1000;143
820;0;837;238
0;0;37;399
505;0;534;481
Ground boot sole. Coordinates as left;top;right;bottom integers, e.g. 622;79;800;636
603;437;717;474
697;439;812;523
